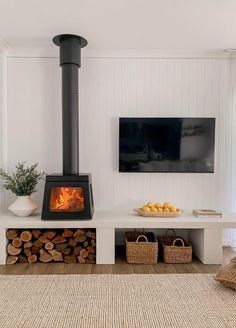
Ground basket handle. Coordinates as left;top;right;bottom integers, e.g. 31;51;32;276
165;229;176;237
172;238;185;248
136;235;148;243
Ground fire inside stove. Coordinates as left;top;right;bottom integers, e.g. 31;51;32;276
49;187;85;212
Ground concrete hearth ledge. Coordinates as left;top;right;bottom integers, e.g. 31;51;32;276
0;210;236;265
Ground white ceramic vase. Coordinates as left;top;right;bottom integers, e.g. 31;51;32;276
8;196;38;217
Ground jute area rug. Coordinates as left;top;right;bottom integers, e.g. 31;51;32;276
0;274;235;328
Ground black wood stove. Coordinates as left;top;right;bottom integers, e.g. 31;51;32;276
42;34;94;220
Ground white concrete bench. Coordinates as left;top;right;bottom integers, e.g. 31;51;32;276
0;210;236;265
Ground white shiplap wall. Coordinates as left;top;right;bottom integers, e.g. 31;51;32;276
229;58;236;247
0;51;7;210
79;57;232;212
4;55;234;246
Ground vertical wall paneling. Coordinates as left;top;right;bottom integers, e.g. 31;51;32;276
6;58;61;207
79;57;232;211
229;58;236;247
0;51;7;210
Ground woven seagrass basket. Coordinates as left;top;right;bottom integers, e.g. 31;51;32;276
230;256;236;264
125;231;158;264
158;229;192;264
214;258;236;290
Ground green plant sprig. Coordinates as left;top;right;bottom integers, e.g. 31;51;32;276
0;162;46;196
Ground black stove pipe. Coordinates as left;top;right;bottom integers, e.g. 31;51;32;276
53;34;88;175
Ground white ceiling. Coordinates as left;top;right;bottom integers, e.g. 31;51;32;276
0;0;236;51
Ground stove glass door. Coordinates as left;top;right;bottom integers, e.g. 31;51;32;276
49;187;85;212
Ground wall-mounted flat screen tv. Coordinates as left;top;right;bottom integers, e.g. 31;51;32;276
119;118;215;173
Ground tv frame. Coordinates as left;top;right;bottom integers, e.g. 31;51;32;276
119;117;216;174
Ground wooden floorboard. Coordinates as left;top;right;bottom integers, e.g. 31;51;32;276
0;246;235;275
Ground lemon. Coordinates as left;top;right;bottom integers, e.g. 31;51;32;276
155;202;162;209
157;208;163;212
170;206;177;212
163;202;171;208
151;206;157;212
147;202;155;208
142;206;151;212
164;208;170;212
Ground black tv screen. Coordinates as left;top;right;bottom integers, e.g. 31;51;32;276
119;118;215;173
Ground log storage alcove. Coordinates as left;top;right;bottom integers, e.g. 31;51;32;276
6;228;96;264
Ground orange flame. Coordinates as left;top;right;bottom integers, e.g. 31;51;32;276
50;187;84;212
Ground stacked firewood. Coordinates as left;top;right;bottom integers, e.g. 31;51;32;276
6;228;96;264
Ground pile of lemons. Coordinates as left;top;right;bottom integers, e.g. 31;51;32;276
141;202;179;213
